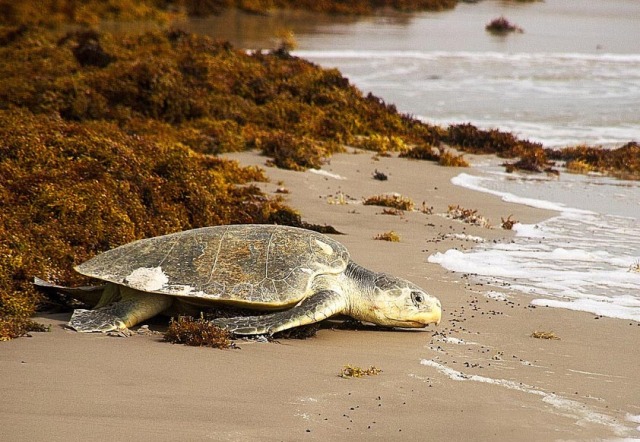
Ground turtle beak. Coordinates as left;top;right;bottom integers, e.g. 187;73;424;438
396;304;441;328
419;301;442;326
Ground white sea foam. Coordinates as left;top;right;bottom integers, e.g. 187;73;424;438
627;414;640;432
485;291;510;302
444;233;486;243
451;173;591;214
429;171;640;322
420;359;632;436
308;169;345;180
511;223;546;238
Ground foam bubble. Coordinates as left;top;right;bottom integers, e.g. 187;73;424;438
451;173;592;214
531;297;640;322
308;169;345;180
512;223;546;238
485;291;510;302
444;233;486;243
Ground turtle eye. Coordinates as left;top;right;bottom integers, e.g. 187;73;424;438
411;291;424;305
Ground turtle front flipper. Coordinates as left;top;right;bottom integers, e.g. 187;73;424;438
69;287;173;335
212;290;348;335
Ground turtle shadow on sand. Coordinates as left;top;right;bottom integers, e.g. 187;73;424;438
35;224;441;340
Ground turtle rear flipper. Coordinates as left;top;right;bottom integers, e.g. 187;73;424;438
212;290;347;335
69;309;130;335
33;277;106;307
68;288;173;335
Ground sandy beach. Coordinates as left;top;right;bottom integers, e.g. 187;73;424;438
2;149;639;440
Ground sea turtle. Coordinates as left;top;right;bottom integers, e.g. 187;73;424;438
52;224;441;335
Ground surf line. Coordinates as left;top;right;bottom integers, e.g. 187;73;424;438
420;359;633;437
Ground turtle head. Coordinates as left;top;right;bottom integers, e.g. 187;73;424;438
365;273;441;328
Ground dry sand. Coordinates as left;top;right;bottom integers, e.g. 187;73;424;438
2;150;639;441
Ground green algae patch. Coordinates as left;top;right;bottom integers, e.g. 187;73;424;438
165;316;233;349
0;28;438;171
0;108;290;337
531;331;560;340
0;1;174;27
0;28;366;338
546;142;640;180
0;0;460;27
0;317;49;341
339;364;382;378
374;231;401;242
354;134;408;155
445;123;544;158
364;194;415;211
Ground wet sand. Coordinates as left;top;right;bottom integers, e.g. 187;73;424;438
2;150;639;440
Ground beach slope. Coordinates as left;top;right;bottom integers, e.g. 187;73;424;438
2;151;639;440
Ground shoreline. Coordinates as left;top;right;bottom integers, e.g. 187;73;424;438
3;151;639;440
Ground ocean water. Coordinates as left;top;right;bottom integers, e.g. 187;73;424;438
289;0;640;322
293;0;640;147
295;49;640;147
181;1;640;321
428;166;640;322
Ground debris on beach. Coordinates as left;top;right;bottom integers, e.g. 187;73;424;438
373;169;388;181
504;150;557;174
327;192;349;205
445;124;638;179
400;144;440;161
164;316;233;349
547;142;640;180
485;16;524;35
421;202;434;215
374;231;401;242
355;134;407;155
438;150;470;167
0;317;49;341
530;331;560;340
399;145;469;167
274;28;297;53
380;208;404;216
501;215;518;230
339;364;382;378
364;193;415;211
447;205;491;228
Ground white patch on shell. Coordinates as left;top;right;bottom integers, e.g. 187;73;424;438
124;267;168;291
314;239;334;255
